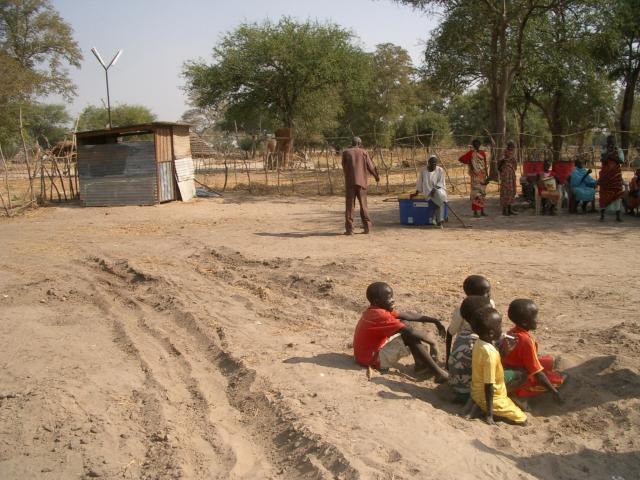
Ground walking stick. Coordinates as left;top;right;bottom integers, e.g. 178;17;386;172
447;203;473;228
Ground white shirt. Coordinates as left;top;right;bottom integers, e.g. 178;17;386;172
416;166;448;203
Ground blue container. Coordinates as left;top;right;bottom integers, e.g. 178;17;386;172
399;198;448;225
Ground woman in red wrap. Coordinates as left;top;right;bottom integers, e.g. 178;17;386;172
598;135;624;222
459;139;489;217
498;140;518;216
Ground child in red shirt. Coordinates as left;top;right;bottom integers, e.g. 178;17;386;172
353;282;448;382
500;299;565;401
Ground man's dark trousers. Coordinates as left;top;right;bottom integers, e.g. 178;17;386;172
345;185;372;233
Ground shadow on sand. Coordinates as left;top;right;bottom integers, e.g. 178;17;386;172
256;231;345;238
529;355;640;416
473;440;640;480
283;352;362;371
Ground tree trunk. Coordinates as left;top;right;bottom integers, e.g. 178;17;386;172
517;103;529;153
619;66;639;163
550;130;564;164
487;15;510;181
550;90;564;164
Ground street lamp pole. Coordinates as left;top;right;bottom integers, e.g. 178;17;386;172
91;47;123;129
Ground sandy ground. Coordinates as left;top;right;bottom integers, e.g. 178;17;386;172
0;194;638;480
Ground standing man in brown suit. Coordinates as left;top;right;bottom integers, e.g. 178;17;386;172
342;137;380;235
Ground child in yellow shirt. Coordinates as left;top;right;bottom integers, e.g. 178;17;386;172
470;306;527;425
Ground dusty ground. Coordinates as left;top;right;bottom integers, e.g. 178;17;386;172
0;194;638;480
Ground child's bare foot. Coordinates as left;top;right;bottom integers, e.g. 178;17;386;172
461;397;474;416
465;402;481;419
512;397;529;411
434;371;449;384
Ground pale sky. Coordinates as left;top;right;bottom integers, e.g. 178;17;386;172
48;0;437;122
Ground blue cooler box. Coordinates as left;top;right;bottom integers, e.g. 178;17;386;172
399;198;448;225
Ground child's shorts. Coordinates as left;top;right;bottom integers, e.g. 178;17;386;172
378;334;411;369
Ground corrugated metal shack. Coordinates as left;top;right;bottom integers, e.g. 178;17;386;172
76;122;196;206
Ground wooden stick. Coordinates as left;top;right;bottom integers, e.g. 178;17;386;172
325;149;333;195
222;157;229;192
40;151;45;203
241;158;252;193
42;163;61;201
51;156;68;201
0;144;13;214
376;147;390;193
65;154;76;198
276;152;281;193
19;107;34;202
314;162;321;195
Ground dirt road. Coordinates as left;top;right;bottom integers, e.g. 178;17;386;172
0;195;638;479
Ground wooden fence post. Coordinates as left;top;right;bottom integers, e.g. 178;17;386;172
325;150;333;195
0;144;13;215
19;108;34;201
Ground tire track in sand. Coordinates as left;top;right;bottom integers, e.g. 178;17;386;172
85;258;271;479
87;256;360;479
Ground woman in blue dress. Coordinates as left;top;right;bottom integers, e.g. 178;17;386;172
569;159;596;213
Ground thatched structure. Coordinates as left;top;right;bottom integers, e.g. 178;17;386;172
189;132;216;158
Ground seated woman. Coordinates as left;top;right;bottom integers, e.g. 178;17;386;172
568;159;596;213
537;160;562;215
623;168;640;215
412;155;448;227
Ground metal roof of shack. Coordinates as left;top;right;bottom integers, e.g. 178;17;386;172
76;122;191;139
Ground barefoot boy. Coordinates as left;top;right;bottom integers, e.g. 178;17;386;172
448;295;492;403
353;282;448;382
470;306;527;425
501;299;565;402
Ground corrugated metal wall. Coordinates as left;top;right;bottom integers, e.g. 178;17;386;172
174;157;194;181
158;162;176;202
175;157;196;201
155;127;177;202
78;142;157;206
154;128;173;162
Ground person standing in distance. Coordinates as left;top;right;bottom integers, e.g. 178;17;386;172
458;139;489;217
342;137;380;235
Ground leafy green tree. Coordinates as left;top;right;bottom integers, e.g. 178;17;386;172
395;110;450;147
364;43;416;147
23;103;70;145
508;81;550;150
77;104;157;131
182;17;371;142
180;107;220;137
517;4;615;161
0;0;82;100
0;0;80;153
396;0;570;153
447;85;491;145
592;0;640;160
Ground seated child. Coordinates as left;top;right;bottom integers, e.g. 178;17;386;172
500;299;565;401
470;306;527;425
353;282;448;382
623;168;640;215
537;160;562;215
446;275;494;367
447;295;492;403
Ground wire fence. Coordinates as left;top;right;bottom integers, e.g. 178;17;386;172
2;131;639;216
192;140;635;196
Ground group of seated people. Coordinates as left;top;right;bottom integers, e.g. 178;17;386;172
409;136;639;224
522;136;640;220
353;275;565;425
